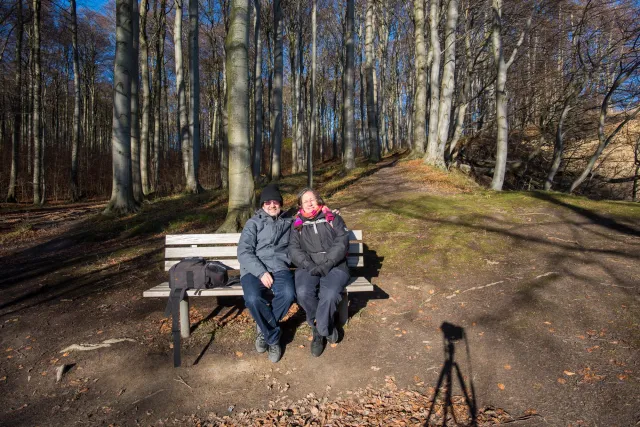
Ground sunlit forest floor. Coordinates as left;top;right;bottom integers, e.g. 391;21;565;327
1;154;639;426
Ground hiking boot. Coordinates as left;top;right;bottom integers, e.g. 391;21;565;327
267;342;282;363
311;326;325;357
255;327;267;353
326;327;339;344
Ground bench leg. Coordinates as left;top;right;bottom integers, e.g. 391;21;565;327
338;290;349;326
180;296;190;338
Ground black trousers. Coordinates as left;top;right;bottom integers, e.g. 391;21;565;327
295;267;350;336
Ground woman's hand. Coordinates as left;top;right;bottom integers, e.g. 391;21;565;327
309;262;331;277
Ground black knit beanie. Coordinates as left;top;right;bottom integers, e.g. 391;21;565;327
259;184;283;206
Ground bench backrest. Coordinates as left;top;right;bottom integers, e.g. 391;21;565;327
164;230;364;271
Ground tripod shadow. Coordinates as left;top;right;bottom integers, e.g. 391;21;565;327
425;322;478;427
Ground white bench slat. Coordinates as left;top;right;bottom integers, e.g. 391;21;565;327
164;255;364;271
165;246;239;258
166;234;243;245
143;277;373;297
165;230;362;245
165;243;363;260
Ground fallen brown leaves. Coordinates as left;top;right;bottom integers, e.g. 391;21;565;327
578;368;605;384
187;378;537;426
395;160;476;194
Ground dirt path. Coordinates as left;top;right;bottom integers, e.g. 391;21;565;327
1;162;638;426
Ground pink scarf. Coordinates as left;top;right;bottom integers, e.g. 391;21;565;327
293;205;334;230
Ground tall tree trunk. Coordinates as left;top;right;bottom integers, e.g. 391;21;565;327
140;0;151;195
343;0;355;170
32;0;43;205
70;0;81;201
105;0;138;215
290;20;298;174
270;0;283;180
359;59;367;154
544;96;572;190
252;0;263;180
187;0;201;192
218;0;255;232
424;0;441;165
131;0;143;202
331;61;338;160
448;10;473;161
174;0;191;188
152;0;166;193
365;1;380;162
221;60;229;189
295;0;304;173
7;0;23;203
434;0;458;167
27;46;32;176
491;0;530;191
376;3;389;155
308;0;316;187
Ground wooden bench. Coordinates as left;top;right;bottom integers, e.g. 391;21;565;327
143;230;373;338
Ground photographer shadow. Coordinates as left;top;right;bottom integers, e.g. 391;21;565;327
425;322;478;427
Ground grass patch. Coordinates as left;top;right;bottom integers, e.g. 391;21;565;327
0;221;34;244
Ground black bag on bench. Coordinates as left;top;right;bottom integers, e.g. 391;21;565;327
165;258;232;367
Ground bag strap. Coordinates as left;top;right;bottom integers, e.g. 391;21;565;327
225;276;241;287
171;287;182;367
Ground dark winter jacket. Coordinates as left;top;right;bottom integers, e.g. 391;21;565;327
237;209;294;279
288;210;350;276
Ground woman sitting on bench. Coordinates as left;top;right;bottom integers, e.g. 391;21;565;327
289;188;350;357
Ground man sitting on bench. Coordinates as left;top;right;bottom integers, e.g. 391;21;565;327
237;184;295;363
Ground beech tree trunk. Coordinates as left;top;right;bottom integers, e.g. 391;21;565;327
270;0;283;180
434;0;458;167
187;0;201;192
131;0;143;202
218;0;255;232
105;0;138;215
490;0;531;191
252;0;263;180
424;0;441;165
70;0;81;201
308;0;316;187
6;0;23;203
140;0;151;195
295;1;304;173
343;0;355;170
32;0;43;205
151;0;166;193
365;1;380;162
174;0;192;189
544;96;572;190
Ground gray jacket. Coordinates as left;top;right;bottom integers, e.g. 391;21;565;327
237;209;293;278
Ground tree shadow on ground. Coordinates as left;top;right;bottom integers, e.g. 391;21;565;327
353;193;639;363
192;299;246;365
530;191;640;237
0;191;228;317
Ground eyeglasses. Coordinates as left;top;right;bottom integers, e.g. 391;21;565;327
263;200;281;206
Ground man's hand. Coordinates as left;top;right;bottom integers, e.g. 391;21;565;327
260;272;274;288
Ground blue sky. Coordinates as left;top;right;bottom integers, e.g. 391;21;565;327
77;0;108;11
